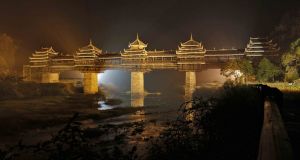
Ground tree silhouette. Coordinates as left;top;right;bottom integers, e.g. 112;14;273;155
257;58;281;82
281;38;300;82
221;59;254;83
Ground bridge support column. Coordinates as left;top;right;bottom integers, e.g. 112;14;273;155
42;72;60;83
131;71;144;107
83;73;98;94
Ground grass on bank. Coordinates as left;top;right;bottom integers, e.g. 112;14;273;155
263;82;300;92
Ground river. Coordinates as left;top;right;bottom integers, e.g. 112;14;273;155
92;69;226;124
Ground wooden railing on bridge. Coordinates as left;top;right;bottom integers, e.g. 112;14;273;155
257;99;293;160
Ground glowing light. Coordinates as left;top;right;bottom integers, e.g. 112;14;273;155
97;70;130;92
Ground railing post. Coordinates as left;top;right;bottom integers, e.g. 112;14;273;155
257;99;293;160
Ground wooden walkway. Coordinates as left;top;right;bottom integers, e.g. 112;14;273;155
257;99;294;160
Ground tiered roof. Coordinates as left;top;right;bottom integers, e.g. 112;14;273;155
122;34;148;57
74;40;102;60
176;34;206;55
29;47;59;67
128;34;147;49
245;37;279;55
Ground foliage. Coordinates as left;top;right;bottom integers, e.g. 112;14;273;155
221;59;254;83
0;34;17;70
0;73;24;99
285;67;299;82
0;73;81;99
256;58;282;82
289;38;300;55
271;10;300;49
239;59;254;80
0;72;23;83
148;84;263;160
221;59;238;78
263;82;300;92
281;38;300;82
282;53;297;67
0;56;9;75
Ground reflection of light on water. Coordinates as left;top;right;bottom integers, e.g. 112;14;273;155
97;101;113;110
135;110;145;115
146;92;161;96
196;82;223;89
97;70;222;109
197;69;226;83
125;91;161;96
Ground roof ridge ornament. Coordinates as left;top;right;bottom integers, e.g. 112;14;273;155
136;33;139;40
190;33;193;40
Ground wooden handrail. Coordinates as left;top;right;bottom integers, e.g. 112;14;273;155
257;99;293;160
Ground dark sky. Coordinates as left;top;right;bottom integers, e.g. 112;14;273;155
0;0;299;56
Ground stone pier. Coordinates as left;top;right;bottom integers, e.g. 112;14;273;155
131;71;144;107
42;72;60;83
83;73;98;94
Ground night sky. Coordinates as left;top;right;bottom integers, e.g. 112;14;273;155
0;0;299;56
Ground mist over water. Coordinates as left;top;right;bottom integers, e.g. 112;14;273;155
98;69;226;109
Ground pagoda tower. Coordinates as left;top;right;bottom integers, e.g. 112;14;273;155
121;34;148;61
176;34;206;64
244;37;280;56
25;47;61;83
74;40;102;66
29;47;59;67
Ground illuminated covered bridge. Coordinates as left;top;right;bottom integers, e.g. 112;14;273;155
23;35;279;94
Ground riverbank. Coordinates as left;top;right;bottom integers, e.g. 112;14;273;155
1;82;299;159
0;94;141;147
260;82;300;92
